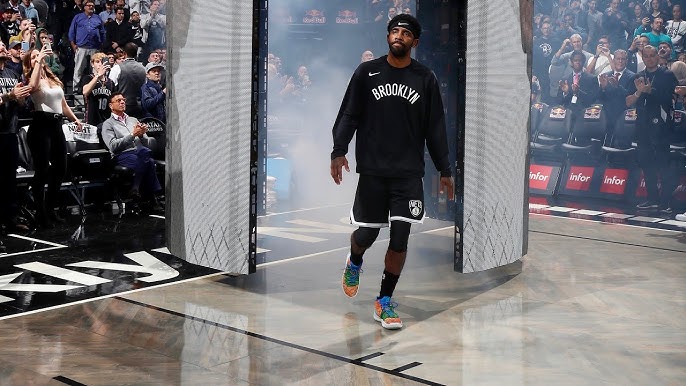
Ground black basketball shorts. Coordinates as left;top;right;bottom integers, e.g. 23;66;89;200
350;175;425;228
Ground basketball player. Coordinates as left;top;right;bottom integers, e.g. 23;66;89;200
330;14;454;330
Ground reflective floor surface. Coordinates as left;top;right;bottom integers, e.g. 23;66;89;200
0;205;684;385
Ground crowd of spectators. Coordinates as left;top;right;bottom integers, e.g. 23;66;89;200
0;0;167;233
0;0;167;122
532;0;686;217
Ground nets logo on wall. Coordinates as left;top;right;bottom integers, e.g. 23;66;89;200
336;10;359;24
303;9;326;24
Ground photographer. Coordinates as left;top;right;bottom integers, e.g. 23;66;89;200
639;17;673;50
586;36;613;75
82;52;115;126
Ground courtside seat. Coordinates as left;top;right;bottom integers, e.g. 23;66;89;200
530;105;572;156
669;110;686;151
529;102;548;141
562;104;607;157
602;109;638;165
15;125;35;224
63;123;112;215
16;125;34;186
139;117;166;180
96;124;136;215
669;111;686;171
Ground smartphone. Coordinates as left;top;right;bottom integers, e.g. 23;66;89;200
44;42;51;52
20;41;29;51
30;17;38;27
101;57;109;65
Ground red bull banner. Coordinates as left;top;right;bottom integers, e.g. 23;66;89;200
336;10;359;24
303;9;326;24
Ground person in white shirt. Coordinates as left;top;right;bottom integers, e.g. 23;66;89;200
665;4;686;54
586;35;614;75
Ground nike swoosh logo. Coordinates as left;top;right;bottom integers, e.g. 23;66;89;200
368;72;380;76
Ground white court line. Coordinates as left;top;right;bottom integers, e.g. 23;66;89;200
262;203;352;218
8;234;67;248
570;209;606;216
530;212;685;233
148;205;352;220
257;226;454;268
0;271;228;321
546;206;577;213
0;246;67;258
528;204;550;210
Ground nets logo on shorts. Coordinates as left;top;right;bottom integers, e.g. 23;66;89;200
409;200;423;217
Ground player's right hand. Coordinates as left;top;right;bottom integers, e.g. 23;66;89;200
330;156;350;185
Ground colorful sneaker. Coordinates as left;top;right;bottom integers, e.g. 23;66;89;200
373;296;403;329
341;254;362;298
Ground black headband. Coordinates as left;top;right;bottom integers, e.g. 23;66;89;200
388;18;420;39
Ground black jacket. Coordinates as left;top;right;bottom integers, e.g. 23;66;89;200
599;68;635;127
557;71;599;110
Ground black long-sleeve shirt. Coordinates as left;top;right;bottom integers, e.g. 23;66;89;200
331;56;451;178
0;66;21;134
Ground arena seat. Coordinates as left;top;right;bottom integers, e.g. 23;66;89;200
530;105;572;160
16;125;34;186
669;110;686;151
96;124;136;216
63;123;112;215
601;109;638;165
562;103;607;159
15;125;35;224
529;102;548;141
139;117;166;182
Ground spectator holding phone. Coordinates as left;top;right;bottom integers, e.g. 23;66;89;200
22;45;83;228
83;52;115;126
586;35;614;75
638;17;672;50
35;27;60;77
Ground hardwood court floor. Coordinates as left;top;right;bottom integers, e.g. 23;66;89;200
0;208;684;385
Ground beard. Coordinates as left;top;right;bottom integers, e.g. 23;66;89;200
388;41;410;58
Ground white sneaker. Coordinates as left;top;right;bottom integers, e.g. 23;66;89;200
675;213;686;222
